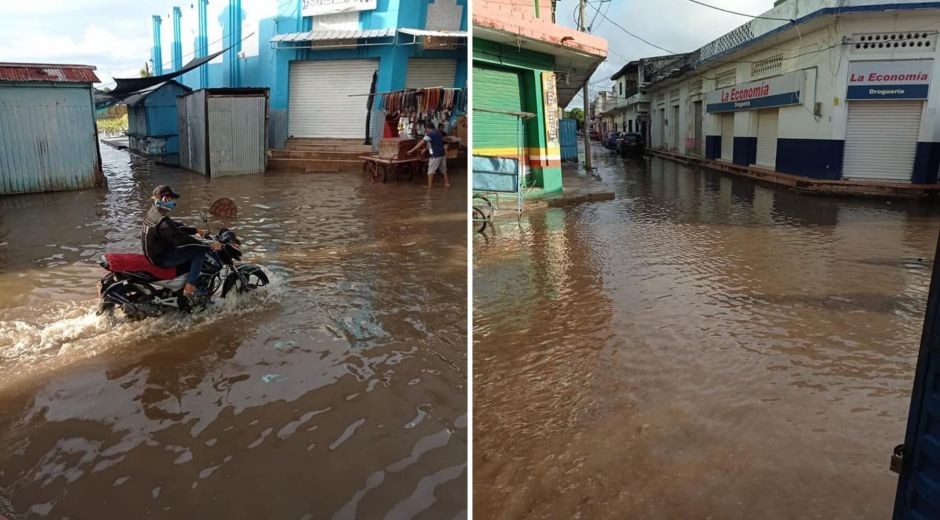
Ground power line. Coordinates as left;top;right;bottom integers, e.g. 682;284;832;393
685;0;794;22
588;2;676;55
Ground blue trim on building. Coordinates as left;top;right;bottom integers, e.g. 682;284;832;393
706;92;801;113
776;138;844;180
732;136;756;166
705;135;721;159
912;142;940;184
846;84;929;100
699;3;940;71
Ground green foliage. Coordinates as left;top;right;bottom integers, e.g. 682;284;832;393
97;114;128;135
564;108;585;130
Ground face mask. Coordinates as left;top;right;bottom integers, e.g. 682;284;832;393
155;200;176;210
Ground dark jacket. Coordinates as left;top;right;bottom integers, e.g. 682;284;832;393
142;205;208;266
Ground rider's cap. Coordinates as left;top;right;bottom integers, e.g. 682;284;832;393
153;185;180;199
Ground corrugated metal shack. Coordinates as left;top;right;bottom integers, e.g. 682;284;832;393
125;80;191;165
178;88;268;177
0;62;103;195
559;118;578;162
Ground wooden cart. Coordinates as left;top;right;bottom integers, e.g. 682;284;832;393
360;154;428;184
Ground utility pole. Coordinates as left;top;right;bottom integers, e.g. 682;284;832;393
578;0;593;171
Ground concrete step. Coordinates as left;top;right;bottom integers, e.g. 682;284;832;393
271;149;367;161
268;157;362;173
285;144;373;153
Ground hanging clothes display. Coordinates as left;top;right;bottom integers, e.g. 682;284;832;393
372;87;466;139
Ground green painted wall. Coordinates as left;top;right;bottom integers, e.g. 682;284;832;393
473;38;562;193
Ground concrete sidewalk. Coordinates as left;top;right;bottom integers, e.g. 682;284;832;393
477;162;615;213
649;148;940;199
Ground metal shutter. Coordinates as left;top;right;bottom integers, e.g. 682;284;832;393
288;59;378;139
720;113;734;161
672;105;680;150
755;109;778;169
473;65;523;157
843;101;922;182
405;59;457;89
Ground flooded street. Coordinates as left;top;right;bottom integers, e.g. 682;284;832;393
473;149;940;518
0;145;466;519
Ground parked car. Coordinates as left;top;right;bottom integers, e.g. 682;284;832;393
617;133;645;156
603;131;620;149
590;130;601;141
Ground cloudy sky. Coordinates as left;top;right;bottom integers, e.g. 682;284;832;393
0;0;773;93
560;0;775;108
0;0;254;89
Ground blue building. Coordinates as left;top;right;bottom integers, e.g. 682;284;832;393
149;0;467;149
125;80;192;165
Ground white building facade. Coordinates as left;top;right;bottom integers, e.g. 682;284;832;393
646;0;940;184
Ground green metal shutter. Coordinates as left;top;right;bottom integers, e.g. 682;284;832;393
473;65;523;157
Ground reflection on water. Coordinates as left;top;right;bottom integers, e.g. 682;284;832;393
474;151;939;519
0;145;467;519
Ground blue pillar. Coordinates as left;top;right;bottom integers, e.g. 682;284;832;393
172;7;183;72
197;0;208;88
227;0;243;87
152;15;163;75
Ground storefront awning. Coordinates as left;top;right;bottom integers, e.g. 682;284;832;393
398;28;467;48
398;29;467;38
270;28;397;49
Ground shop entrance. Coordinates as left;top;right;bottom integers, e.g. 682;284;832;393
843;100;922;182
406;59;458;90
719;113;734;162
288;59;379;139
755;108;779;169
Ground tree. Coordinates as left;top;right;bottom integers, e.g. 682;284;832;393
565;108;585;130
140;62;152;78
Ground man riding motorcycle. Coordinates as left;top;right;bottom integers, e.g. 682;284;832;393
142;185;222;297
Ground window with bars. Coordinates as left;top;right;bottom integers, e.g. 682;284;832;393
752;54;783;77
715;69;736;88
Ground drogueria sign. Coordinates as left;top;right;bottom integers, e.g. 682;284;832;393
706;71;804;113
846;60;932;100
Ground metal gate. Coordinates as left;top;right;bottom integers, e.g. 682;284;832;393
894;231;940;518
720;113;734;161
755;109;779;169
843;101;922;182
405;59;457;89
288;59;378;138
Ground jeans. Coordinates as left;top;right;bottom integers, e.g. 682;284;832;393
157;247;207;285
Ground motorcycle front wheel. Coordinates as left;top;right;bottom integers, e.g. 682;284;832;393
221;264;269;298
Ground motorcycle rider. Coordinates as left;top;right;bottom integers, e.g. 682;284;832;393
142;185;222;297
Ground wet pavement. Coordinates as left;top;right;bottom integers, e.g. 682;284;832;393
0;145;467;519
473;148;940;518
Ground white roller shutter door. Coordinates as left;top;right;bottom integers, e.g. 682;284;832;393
755;109;779;169
405;59;458;89
288;60;378;139
720;113;734;161
843;101;922;182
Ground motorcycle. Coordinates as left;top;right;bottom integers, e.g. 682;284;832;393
96;227;269;320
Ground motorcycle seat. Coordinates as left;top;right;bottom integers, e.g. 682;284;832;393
103;253;179;281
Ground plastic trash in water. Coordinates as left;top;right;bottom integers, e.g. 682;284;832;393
261;374;285;384
273;340;296;351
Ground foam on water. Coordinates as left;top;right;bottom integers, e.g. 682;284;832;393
0;270;288;385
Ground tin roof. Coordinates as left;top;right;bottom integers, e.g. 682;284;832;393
0;63;99;84
270;28;396;42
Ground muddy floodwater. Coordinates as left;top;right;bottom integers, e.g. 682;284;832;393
0;145;466;519
473;150;940;518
